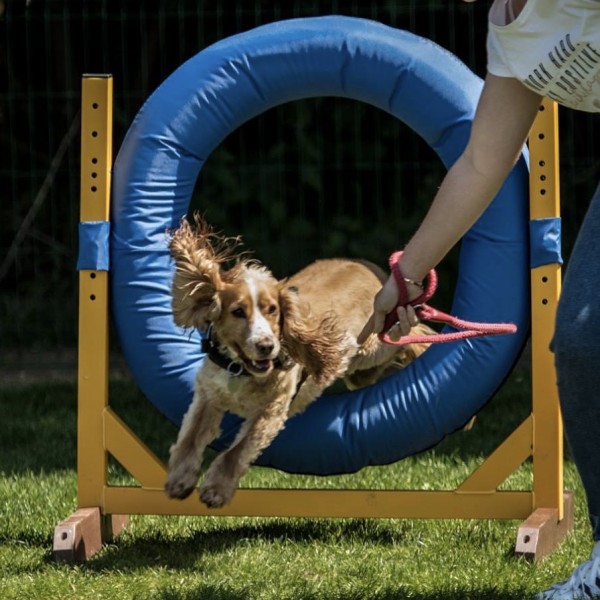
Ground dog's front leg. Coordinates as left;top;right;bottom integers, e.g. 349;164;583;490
199;399;290;508
287;377;324;417
165;390;223;500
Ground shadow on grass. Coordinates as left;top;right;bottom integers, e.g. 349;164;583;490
83;518;416;572
153;586;532;600
80;519;532;600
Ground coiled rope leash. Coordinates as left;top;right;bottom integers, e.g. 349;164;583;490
379;251;517;346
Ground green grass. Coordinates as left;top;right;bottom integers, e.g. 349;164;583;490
0;368;594;599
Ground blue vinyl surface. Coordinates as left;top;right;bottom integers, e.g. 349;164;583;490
110;16;531;475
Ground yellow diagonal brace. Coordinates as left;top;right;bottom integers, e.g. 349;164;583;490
457;416;533;493
104;409;167;489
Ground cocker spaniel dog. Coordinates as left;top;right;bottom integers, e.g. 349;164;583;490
164;215;434;508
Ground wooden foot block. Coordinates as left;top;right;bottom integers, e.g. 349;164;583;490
515;491;574;562
104;513;129;542
53;508;128;563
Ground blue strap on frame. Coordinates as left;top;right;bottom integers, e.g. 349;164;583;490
77;220;110;271
530;217;563;268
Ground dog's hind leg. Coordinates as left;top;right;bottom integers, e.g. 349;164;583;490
165;391;223;500
199;399;291;508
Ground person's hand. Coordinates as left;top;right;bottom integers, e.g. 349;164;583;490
357;275;422;344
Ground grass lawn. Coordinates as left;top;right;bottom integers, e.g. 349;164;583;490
0;364;594;599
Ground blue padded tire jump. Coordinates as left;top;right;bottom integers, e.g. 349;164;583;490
111;16;530;475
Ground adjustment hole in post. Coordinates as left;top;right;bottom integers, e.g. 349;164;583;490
540;189;546;196
542;299;548;305
91;186;97;192
90;272;96;279
539;160;545;167
90;294;96;301
92;103;99;109
540;175;546;181
538;133;545;140
542;276;548;283
91;131;98;138
92;158;98;164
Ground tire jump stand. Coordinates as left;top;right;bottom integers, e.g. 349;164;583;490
53;19;572;563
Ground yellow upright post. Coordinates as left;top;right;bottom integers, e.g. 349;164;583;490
515;99;572;559
77;75;112;508
53;75;126;562
529;100;563;511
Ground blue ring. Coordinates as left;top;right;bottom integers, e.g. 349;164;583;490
111;16;530;475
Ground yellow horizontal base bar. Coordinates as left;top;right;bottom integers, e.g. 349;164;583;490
101;488;534;520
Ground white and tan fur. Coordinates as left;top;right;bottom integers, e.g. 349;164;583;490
165;215;434;508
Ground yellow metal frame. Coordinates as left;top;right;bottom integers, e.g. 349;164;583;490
68;76;568;556
77;75;112;511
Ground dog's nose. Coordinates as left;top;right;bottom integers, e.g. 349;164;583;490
256;340;275;357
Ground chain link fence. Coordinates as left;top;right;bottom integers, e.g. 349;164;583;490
1;0;598;351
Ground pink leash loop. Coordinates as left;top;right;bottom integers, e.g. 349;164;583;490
378;251;517;346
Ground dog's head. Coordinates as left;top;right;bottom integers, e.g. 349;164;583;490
212;265;285;377
169;216;285;378
169;215;345;384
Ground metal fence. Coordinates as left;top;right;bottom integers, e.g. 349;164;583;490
1;1;598;350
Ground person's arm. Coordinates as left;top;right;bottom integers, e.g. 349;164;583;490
358;74;542;343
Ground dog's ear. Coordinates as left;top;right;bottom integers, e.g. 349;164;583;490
169;217;224;331
172;289;222;332
279;285;346;386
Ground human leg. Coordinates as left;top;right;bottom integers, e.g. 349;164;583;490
552;180;600;543
537;181;600;599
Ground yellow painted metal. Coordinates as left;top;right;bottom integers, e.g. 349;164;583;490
74;78;564;531
528;100;563;518
77;75;113;508
103;488;533;520
104;409;167;488
457;416;532;493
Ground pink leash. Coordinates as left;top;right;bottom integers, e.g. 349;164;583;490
379;251;517;346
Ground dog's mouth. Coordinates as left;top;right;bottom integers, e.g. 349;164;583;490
243;358;274;375
233;345;276;376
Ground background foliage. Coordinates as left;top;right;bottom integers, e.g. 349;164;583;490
1;0;598;349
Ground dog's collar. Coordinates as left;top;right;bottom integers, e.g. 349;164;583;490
202;334;248;376
201;324;294;377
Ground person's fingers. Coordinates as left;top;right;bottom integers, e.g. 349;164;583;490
371;309;388;337
358;274;425;345
405;304;419;326
386;321;402;342
357;313;376;345
394;307;412;336
394;305;421;336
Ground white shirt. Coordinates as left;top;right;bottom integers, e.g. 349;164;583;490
487;0;600;113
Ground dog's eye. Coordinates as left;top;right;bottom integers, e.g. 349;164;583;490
267;304;278;316
231;307;246;319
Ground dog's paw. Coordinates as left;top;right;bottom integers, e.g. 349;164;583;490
164;468;199;500
199;481;234;509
